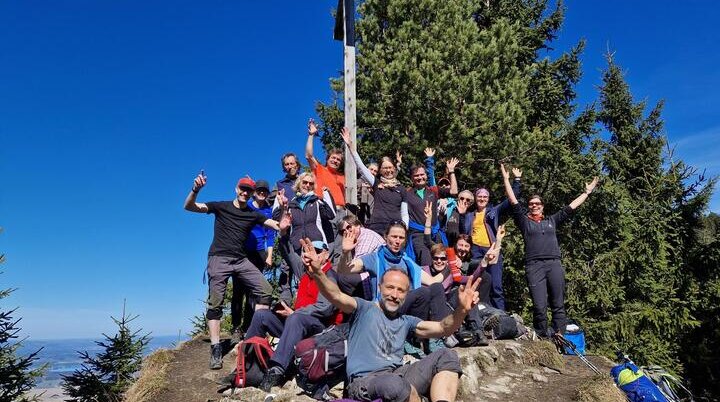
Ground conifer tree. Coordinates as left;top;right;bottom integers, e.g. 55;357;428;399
1;238;45;402
62;304;149;402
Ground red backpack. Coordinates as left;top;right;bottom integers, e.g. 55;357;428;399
234;336;274;388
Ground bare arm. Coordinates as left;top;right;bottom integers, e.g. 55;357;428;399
569;177;599;210
501;163;519;205
302;238;358;314
446;157;459;196
263;219;281;231
415;276;481;338
184;171;209;213
305;119;319;169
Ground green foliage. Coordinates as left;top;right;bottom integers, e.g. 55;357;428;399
62;304;150;402
317;0;718;397
1;243;46;402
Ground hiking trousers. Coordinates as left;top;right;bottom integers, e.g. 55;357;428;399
245;310;325;370
205;255;273;320
525;258;566;336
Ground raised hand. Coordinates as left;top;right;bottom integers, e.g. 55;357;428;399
585;177;599;194
457;275;482;311
500;163;510;180
512;167;522;178
278;188;289;209
340;126;352;146
446;157;459;172
300;238;325;274
341;227;359;253
457;197;469;214
308;119;319;136
484;242;500;265
424;147;435;158
192;170;207;192
423;200;433;222
496;225;506;242
396;150;403;165
279;210;292;232
437;198;448;214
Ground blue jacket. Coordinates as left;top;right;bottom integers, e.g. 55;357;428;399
245;198;276;252
460;179;521;245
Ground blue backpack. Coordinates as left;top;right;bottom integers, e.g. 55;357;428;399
610;362;669;402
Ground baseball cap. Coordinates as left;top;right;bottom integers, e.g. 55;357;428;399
237;177;256;190
255;180;270;192
311;241;328;251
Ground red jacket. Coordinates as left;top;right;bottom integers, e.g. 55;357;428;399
294;261;343;325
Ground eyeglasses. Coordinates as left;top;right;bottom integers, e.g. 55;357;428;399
432;256;448;261
528;202;543;206
302;180;315;185
339;224;351;234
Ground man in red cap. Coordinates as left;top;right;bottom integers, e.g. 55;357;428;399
184;171;282;370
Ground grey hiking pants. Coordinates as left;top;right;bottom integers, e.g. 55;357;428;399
205;255;273;320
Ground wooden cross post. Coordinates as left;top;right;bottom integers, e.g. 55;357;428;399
334;0;357;208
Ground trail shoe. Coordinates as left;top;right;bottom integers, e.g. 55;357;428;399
210;343;223;370
259;366;284;392
476;328;490;347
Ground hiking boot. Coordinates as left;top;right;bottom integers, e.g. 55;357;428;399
483;314;500;339
210;343;223;370
215;372;236;393
230;327;244;345
475;328;489;347
259;366;284;392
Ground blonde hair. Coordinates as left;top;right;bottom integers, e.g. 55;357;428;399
293;172;316;193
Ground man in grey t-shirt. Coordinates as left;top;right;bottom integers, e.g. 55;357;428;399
301;238;481;402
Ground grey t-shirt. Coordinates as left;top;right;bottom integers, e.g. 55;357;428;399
346;298;422;378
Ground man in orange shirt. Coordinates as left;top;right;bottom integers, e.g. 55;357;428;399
305;119;346;208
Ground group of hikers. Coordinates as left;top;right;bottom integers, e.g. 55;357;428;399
184;119;599;402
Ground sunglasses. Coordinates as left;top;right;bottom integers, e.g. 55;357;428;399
339;224;352;234
302;180;315;185
459;197;473;202
432;256;448;261
528;201;543;206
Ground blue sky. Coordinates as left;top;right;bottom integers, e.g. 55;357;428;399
1;1;717;339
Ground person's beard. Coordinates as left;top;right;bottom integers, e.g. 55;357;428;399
379;293;404;317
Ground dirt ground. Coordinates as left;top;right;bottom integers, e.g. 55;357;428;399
146;337;621;402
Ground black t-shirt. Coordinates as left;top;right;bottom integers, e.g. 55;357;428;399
367;180;407;227
206;201;268;258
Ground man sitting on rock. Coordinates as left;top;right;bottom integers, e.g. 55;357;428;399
302;238;481;402
242;213;341;392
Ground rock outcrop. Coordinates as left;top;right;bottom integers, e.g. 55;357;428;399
138;337;622;402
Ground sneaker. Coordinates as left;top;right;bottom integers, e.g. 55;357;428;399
259;366;284;392
210;343;223;370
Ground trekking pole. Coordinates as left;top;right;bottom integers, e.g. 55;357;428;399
553;334;602;375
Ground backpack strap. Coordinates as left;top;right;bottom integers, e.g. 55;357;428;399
252;339;274;369
235;341;246;388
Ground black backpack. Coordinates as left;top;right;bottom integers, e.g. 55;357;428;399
234;336;274;388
